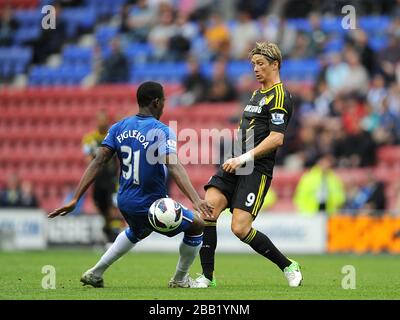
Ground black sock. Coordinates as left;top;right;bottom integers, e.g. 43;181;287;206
199;221;217;281
242;228;291;271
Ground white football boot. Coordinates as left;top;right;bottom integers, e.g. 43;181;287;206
283;260;303;287
195;274;217;287
168;274;207;288
80;270;104;288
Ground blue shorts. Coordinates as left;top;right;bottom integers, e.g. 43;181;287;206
120;206;196;243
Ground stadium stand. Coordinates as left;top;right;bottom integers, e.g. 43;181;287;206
1;0;400;215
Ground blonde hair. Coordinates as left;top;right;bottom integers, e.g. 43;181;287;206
249;42;282;69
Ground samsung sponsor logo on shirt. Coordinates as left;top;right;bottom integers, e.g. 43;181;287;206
244;105;262;114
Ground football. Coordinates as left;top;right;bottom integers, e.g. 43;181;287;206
148;198;183;232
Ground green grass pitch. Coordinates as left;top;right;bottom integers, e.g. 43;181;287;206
0;250;399;300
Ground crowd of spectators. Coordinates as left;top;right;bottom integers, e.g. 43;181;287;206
2;0;400;215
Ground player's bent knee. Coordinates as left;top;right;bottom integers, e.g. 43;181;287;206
186;214;205;235
231;222;251;240
205;187;228;220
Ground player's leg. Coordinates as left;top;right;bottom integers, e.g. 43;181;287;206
93;187;114;243
231;208;292;269
231;209;302;286
231;172;302;287
168;212;206;288
198;186;228;285
81;215;152;288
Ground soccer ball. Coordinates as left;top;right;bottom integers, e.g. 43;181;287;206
148;198;183;232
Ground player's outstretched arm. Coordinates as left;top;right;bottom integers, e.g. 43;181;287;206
48;146;115;218
165;153;214;218
222;131;284;173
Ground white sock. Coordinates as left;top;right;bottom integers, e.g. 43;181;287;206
90;231;136;277
173;239;202;282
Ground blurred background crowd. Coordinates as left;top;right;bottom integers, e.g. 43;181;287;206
1;0;400;222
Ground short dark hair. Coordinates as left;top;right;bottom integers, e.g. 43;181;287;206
137;81;164;108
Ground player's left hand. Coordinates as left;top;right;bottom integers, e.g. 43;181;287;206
193;199;214;218
222;157;243;173
48;199;77;218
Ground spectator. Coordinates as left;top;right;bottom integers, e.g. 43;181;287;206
176;56;209;107
148;6;177;61
260;16;297;57
82;110;119;243
31;2;67;64
289;32;312;59
325;52;349;94
0;173;22;207
334;117;376;167
126;0;155;43
294;154;346;215
373;94;400;145
168;11;197;61
344;171;386;215
204;11;231;60
19;181;39;208
378;34;400;84
367;73;387;113
314;80;334;118
98;38;129;84
119;2;135;33
347;29;376;76
0;6;19;46
230;10;259;60
308;12;328;56
206;58;236;102
342;47;370;95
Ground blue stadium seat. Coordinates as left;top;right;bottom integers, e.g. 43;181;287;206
323;37;344;53
369;36;389;52
227;61;252;80
125;43;154;64
96;25;119;46
60;7;97;38
320;17;344;34
85;0;127;17
287;18;312;32
29;63;91;86
359;16;390;35
63;46;93;65
131;62;187;83
0;47;32;78
14;10;42;27
281;59;320;81
13;26;41;45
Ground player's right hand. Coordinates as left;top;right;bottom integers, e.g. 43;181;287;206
48;199;77;218
193;199;214;218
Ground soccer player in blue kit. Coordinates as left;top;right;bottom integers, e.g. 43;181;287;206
49;81;214;288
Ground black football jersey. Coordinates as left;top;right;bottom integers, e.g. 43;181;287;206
235;82;293;177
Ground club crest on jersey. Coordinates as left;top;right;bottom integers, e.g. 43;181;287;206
167;139;177;150
259;94;274;107
271;113;284;125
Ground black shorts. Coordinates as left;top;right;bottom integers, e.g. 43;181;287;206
204;167;272;219
93;186;113;215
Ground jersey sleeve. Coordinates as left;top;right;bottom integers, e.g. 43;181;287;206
101;123;118;151
268;90;293;133
158;125;177;157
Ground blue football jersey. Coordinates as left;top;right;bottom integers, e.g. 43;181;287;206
101;114;177;215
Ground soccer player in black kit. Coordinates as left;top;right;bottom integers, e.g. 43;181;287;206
196;42;303;288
